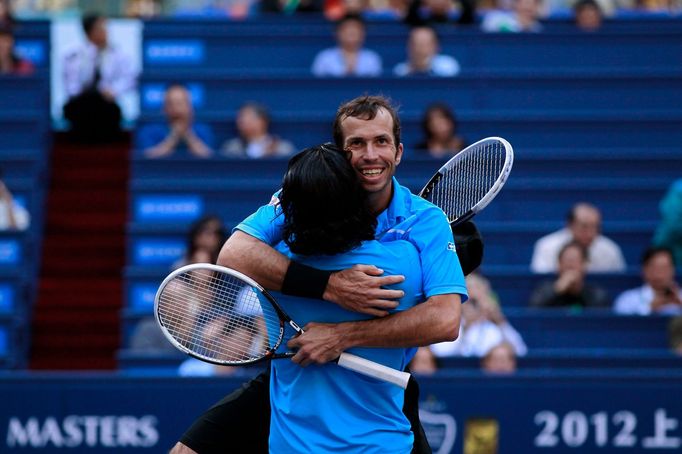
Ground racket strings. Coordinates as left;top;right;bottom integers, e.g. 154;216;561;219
157;270;282;364
425;140;506;222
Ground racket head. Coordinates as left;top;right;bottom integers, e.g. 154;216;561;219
154;263;288;366
419;137;514;225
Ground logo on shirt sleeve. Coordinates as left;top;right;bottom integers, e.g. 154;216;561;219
447;242;457;253
268;195;280;206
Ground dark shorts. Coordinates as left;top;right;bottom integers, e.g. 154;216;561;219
180;367;431;454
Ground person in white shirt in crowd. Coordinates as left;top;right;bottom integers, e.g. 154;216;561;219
62;14;138;142
221;102;295;159
393;25;460;77
311;13;382;77
431;272;527;358
614;247;682;316
481;0;543;33
0;172;29;231
531;202;626;274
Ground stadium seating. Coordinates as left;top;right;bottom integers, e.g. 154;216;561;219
0;21;51;369
118;16;682;376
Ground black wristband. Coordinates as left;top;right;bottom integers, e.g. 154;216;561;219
281;261;333;299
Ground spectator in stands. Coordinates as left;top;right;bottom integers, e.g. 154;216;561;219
263;0;323;14
62;14;137;143
614;247;682;316
653;178;682;267
530;241;610;309
481;341;517;375
415;102;466;157
668;316;682;356
431;272;527;358
0;26;33;75
530;202;626;273
0;170;30;231
138;84;215;159
0;0;14;29
481;0;543;33
311;14;383;77
573;0;604;31
126;0;162;18
405;0;477;25
173;215;227;270
408;346;440;375
221;102;295;159
393;25;460;77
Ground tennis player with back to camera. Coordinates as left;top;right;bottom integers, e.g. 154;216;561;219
171;95;468;454
270;142;457;451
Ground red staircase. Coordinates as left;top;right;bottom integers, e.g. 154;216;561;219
29;135;130;370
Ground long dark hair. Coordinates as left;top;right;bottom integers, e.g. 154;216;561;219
185;215;226;263
279;143;376;256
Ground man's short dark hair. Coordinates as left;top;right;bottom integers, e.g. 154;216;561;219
336;13;365;30
559;240;589;262
574;0;602;13
332;95;402;149
641;246;674;267
279;143;376;256
82;14;103;36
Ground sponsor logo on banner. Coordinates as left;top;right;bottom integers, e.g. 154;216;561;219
134;240;185;265
130;284;158;312
15;40;46;65
134;195;203;222
420;409;457;454
142;83;205;110
0;241;20;264
5;415;159;449
0;284;15;313
144;40;205;64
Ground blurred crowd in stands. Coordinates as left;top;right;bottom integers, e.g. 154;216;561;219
2;0;681;378
6;0;682;21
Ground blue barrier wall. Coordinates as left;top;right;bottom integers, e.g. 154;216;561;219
1;372;680;453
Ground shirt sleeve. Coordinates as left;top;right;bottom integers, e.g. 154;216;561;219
409;207;468;300
233;191;285;246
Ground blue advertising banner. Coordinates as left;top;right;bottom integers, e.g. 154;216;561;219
0;241;20;265
129;283;159;312
134;195;203;223
144;40;205;65
132;240;185;266
0;371;680;453
0;284;14;313
141;83;205;111
14;40;47;66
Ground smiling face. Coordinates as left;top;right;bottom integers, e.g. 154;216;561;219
339;107;403;212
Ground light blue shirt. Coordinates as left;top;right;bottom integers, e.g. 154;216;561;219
235;177;467;452
236;177;468;301
311;47;383;77
393;54;461;77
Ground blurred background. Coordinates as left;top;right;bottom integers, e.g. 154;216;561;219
0;0;681;452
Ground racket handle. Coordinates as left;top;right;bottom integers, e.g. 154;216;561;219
337;353;410;389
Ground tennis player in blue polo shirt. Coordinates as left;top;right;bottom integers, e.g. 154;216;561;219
172;95;467;454
238;143;456;452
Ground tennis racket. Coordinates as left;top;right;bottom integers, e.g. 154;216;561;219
155;263;411;389
419;137;514;226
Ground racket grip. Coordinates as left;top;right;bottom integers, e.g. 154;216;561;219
337;353;410;389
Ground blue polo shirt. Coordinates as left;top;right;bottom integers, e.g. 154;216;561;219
236;177;468;302
235;177;467;453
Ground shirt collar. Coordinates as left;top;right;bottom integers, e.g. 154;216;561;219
375;177;411;236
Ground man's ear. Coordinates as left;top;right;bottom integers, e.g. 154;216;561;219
395;143;404;165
